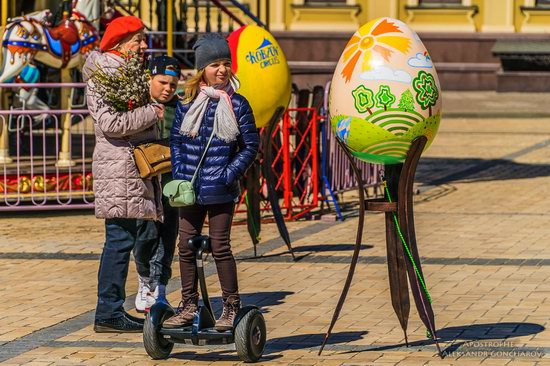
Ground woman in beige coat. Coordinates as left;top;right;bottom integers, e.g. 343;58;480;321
83;16;164;333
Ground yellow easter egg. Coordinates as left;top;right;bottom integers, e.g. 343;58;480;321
228;25;291;128
330;17;442;164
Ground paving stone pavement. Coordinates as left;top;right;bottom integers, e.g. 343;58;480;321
2;115;550;365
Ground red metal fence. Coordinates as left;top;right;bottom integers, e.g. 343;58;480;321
235;107;320;221
282;107;319;220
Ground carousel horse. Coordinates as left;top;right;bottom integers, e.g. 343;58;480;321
0;7;99;83
0;3;99;165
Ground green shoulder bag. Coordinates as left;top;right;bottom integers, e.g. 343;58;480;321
163;130;215;207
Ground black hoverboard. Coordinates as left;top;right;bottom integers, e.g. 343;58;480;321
143;235;267;362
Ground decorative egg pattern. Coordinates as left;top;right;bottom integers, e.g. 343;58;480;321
228;25;292;128
330;17;442;165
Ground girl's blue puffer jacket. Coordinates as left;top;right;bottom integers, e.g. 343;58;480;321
170;93;259;205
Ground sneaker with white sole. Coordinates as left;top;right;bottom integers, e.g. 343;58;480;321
135;276;152;313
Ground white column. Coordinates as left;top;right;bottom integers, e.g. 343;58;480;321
481;0;515;32
270;0;286;31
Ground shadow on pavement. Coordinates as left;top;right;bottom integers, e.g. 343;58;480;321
291;244;374;252
360;322;545;357
437;322;545;357
417;157;550;185
171;349;283;362
437;322;545;341
266;331;367;353
199;291;294;316
238;244;374;261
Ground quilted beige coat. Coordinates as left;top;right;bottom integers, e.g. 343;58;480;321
83;51;163;221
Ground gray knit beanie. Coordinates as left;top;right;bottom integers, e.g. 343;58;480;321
193;33;232;70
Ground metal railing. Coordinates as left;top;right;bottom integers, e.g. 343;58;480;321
112;0;265;66
0;83;94;211
320;81;383;219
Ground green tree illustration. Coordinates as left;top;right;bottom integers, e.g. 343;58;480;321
413;71;439;116
375;85;396;111
352;85;375;115
398;90;414;112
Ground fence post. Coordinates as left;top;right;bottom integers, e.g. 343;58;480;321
167;0;173;56
1;0;7;27
56;70;75;167
0;118;11;164
283;111;292;218
0;90;12;163
311;109;319;206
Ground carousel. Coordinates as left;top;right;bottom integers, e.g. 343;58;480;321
0;0;101;209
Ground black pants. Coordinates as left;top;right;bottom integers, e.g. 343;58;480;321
96;218;158;320
149;173;179;289
178;202;238;303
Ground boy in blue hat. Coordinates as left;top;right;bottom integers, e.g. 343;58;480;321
149;55;181;138
134;55;182;312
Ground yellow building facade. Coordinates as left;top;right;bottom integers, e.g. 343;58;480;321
125;0;550;35
265;0;550;34
5;1;550;35
194;0;550;34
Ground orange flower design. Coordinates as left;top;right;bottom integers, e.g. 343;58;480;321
341;19;412;83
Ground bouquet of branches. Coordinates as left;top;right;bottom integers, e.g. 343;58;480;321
87;51;150;112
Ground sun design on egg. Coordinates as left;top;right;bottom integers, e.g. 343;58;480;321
341;18;412;83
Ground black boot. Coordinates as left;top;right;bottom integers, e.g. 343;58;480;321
94;312;144;333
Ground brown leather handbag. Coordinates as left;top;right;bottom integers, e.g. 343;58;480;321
132;139;172;179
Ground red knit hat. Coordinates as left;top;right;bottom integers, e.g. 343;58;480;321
99;16;145;52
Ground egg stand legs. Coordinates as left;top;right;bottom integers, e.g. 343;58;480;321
319;136;442;358
245;158;262;256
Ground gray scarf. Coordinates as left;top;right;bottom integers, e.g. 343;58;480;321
179;82;240;142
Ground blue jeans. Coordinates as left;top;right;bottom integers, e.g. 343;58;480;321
149;172;179;290
96;218;159;320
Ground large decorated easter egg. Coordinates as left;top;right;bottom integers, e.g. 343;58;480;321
330;17;442;164
228;25;291;128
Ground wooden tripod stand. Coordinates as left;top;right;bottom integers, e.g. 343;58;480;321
319;136;443;358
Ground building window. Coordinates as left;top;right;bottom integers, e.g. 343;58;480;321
537;0;550;7
419;0;462;4
304;0;348;4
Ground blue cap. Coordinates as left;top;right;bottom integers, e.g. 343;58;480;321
148;55;181;77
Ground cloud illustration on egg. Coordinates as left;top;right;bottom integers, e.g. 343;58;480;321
359;66;412;83
408;52;433;68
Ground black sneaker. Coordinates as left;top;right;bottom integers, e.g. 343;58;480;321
94;313;143;333
124;312;145;325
